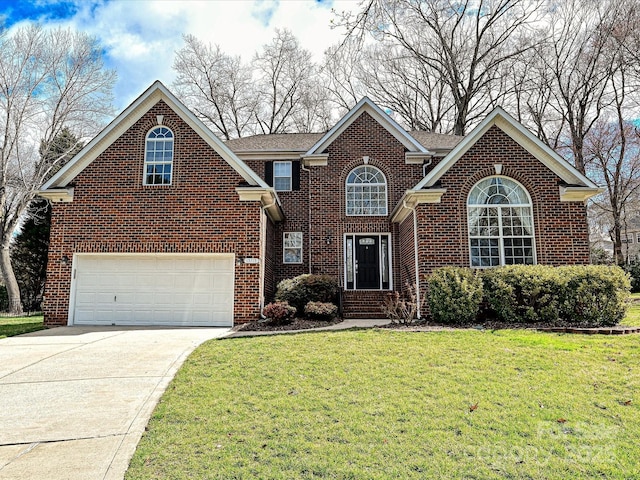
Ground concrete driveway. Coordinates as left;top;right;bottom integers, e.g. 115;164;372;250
0;326;229;480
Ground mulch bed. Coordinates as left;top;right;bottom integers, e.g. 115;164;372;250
379;319;640;334
234;317;343;332
234;317;640;335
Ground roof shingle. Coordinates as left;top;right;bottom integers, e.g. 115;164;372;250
224;131;464;153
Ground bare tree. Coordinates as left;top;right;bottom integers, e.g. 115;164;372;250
355;42;453;132
173;30;333;137
321;39;364;112
335;0;544;135
253;29;332;134
0;25;115;313
173;35;257;140
585;61;640;265
520;0;629;174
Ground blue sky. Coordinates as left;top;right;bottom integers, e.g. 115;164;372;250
0;0;349;110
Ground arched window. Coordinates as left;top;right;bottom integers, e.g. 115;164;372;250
346;165;387;216
468;176;535;267
144;126;173;185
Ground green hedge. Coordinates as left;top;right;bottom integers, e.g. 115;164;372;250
561;265;630;326
482;265;565;324
426;265;630;327
427;267;483;324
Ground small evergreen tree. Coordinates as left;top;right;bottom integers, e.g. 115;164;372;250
9;128;83;311
10;201;51;311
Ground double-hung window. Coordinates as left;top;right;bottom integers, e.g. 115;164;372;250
283;232;303;263
274;161;292;191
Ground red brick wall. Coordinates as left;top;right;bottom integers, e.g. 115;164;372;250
43;100;265;326
415;125;591;314
244;158;311;299
245;112;425;301
309;112;425;291
399;213;416;289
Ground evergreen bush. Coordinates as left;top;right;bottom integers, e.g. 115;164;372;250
427;267;483;324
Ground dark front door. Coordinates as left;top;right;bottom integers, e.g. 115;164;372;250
356;236;379;289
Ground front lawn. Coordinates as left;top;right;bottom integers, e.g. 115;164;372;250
127;328;639;479
0;315;44;339
621;292;640;326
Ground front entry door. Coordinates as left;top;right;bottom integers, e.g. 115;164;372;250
356;236;379;289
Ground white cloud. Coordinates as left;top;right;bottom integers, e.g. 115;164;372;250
56;0;355;110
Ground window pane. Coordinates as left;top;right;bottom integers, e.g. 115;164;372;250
381;237;389;284
274;177;291;191
274;162;291;176
468;176;535;267
346;237;353;283
144;127;173;185
346;166;387;215
283;232;302;263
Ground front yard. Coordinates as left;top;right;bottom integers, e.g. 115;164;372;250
0;315;43;339
126;326;640;479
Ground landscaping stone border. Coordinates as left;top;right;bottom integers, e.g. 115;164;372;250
538;326;640;335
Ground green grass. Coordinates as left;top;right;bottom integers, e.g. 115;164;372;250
0;315;44;339
621;292;640;326
127;328;640;479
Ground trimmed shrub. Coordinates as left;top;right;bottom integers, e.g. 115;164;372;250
426;265;629;327
427;267;483;324
561;265;630;327
275;274;339;312
304;301;338;320
482;264;630;327
263;301;296;325
482;265;564;324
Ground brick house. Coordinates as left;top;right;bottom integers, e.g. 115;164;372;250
38;81;601;327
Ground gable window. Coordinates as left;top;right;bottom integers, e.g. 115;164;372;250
274;161;292;191
144;126;173;185
468;176;535;267
283;232;303;263
346;165;387;216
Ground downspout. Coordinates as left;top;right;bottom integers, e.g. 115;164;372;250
259;198;278;318
403;200;422;320
301;162;312;274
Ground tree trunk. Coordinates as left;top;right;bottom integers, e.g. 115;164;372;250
612;221;625;267
1;244;23;315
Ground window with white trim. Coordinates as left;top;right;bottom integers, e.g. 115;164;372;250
346;165;387;216
283;232;303;263
468;176;535;267
274;161;292;191
144;126;173;185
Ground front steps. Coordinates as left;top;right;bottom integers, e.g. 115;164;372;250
341;290;389;319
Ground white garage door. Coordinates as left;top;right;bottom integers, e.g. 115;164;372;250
71;254;234;326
